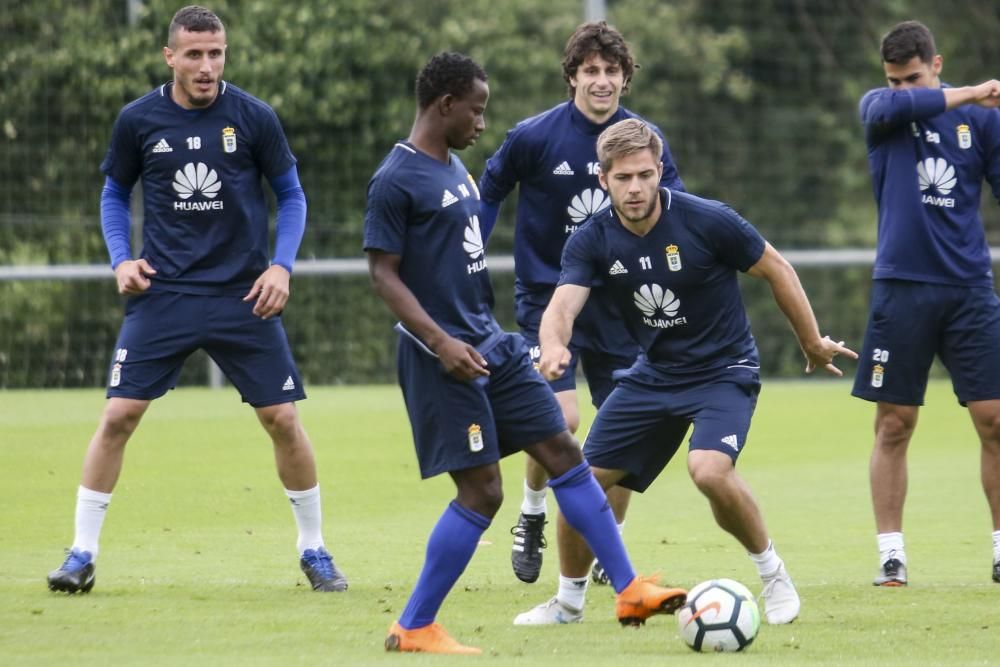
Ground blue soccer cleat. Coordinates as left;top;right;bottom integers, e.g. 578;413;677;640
300;546;348;592
47;548;96;594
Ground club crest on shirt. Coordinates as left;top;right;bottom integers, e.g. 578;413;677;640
665;244;682;272
468;423;484;452
222;126;237;153
871;363;884;389
957;124;972;150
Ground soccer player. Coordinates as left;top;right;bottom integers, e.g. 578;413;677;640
853;20;1000;586
518;118;856;626
46;5;346;595
479;20;684;589
365;53;687;655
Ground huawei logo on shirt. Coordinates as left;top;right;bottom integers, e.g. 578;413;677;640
464;215;487;274
917;157;956;208
565;188;612;233
173;162;224;211
634;284;687;329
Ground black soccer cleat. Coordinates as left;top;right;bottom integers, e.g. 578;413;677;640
300;546;348;592
993;560;1000;584
873;557;907;586
510;512;547;583
47;548;96;594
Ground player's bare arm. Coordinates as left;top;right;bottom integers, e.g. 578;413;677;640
747;242;857;376
538;283;590;381
113;259;157;296
367;250;489;381
243;264;290;319
944;79;1000;109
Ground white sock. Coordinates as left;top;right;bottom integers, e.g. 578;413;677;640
73;486;112;559
557;574;589;610
992;530;1000;563
749;540;782;579
617;521;625;536
877;532;906;565
285;484;325;554
521;479;547;516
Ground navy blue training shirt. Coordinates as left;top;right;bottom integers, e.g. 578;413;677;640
364;142;502;346
861;85;1000;287
559;189;765;376
480;101;684;291
101;81;296;295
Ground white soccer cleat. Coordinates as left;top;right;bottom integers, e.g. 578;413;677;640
760;563;800;624
513;596;583;625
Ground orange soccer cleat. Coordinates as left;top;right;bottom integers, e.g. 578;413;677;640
384;621;482;655
615;574;687;627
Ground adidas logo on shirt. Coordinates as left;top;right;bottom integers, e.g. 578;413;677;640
721;434;739;450
282;376;295;391
609;260;628;275
152;138;173;153
552;161;575;176
441;189;459;207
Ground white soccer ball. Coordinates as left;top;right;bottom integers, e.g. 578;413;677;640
677;578;761;652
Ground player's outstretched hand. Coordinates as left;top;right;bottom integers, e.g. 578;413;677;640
244;265;290;319
804;335;858;377
539;345;572;381
114;259;157;295
437;336;490;381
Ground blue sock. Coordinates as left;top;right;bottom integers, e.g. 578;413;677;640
549;461;635;593
398;500;491;629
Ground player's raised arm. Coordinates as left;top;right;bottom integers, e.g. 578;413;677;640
746;242;857;376
538;283;590;381
944;79;1000;109
367;250;489;381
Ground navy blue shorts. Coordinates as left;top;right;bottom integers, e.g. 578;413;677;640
106;291;306;407
852;280;1000;406
583;369;761;492
397;331;567;479
517;287;638;408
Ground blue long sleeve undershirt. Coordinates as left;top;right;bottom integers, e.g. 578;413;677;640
269;165;307;273
100;177;132;270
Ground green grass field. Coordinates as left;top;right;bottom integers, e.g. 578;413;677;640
1;380;997;665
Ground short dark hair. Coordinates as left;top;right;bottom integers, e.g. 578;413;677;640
880;20;936;65
562;21;636;96
415;52;488;109
168;5;225;48
596;118;662;174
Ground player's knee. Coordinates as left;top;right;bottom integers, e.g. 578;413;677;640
256;403;300;439
689;466;727;496
480;484;504;516
687;452;731;495
526;431;583;478
101;399;147;437
973;409;1000;448
875;409;916;447
459;483;503;517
